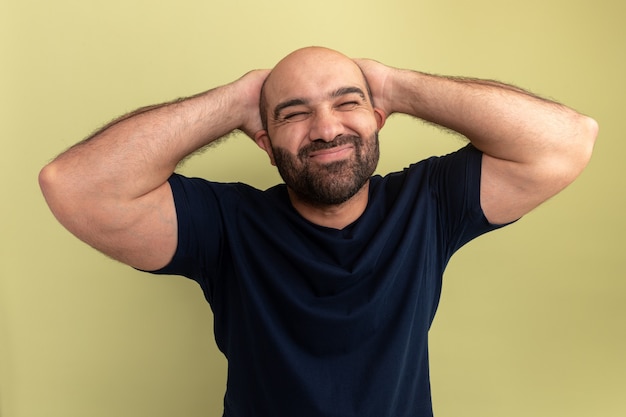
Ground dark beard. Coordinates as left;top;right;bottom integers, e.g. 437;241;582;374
271;132;380;206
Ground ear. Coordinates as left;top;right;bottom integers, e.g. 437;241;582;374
254;130;276;166
373;107;387;130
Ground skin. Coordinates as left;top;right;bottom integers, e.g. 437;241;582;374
254;48;386;228
39;46;598;272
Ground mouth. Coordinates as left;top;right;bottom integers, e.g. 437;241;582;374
307;144;354;163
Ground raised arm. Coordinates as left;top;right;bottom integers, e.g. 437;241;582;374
357;59;598;224
39;70;269;271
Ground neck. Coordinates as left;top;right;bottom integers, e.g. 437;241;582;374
287;182;370;230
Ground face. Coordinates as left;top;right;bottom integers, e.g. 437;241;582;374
272;131;380;206
256;47;386;206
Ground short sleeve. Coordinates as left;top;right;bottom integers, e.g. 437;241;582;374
426;143;506;254
148;173;225;283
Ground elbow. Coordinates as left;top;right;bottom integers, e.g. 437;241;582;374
39;160;78;224
39;162;58;203
580;115;599;154
39;159;101;243
555;114;599;187
39;162;65;217
573;115;599;174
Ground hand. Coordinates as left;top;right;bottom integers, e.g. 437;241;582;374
354;58;396;116
233;69;271;139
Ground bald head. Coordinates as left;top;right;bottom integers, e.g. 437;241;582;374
259;47;373;131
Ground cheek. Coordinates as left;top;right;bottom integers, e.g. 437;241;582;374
271;126;310;152
342;110;379;131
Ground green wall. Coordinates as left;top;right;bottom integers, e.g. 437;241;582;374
2;0;624;416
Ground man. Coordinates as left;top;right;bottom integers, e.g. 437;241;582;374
39;47;598;416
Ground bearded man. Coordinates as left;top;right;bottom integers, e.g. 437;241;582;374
40;46;597;417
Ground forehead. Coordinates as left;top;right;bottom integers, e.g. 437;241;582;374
265;49;367;106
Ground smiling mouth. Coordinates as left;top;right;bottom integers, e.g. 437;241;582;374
307;144;354;162
298;134;362;161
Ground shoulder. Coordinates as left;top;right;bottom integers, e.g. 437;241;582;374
371;144;482;199
168;173;282;205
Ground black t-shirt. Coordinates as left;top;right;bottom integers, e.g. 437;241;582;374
151;144;505;417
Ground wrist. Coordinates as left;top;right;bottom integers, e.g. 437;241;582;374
385;68;429;117
231;69;270;138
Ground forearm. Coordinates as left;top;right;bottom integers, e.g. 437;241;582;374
42;82;246;203
387;69;596;167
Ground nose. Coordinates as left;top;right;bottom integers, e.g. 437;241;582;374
308;109;344;142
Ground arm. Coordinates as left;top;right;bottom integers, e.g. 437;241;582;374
39;70;270;271
357;60;598;224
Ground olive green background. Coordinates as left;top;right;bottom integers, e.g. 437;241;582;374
1;0;624;416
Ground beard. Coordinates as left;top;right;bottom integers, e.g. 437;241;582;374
271;132;380;206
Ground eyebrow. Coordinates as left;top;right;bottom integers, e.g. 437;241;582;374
273;98;308;120
331;86;366;100
272;86;367;120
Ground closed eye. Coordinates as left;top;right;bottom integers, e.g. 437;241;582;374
337;101;360;110
282;111;311;122
274;98;310;123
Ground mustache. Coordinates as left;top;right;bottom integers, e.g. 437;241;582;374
298;135;362;159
